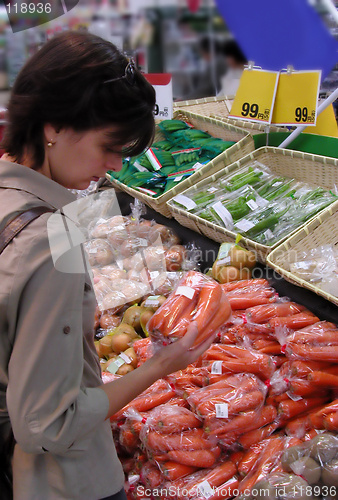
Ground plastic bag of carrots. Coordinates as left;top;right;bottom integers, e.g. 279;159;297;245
147;271;231;348
140;405;220;469
160;460;238;500
286;321;338;362
111;379;175;421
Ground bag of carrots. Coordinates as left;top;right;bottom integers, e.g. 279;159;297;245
286;321;338;362
147;271;231;348
111;378;175;421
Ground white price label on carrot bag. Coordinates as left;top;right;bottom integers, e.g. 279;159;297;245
215;403;228;419
211;361;223;375
175;286;195;300
197;480;214;499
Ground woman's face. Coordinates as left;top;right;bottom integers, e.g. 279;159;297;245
43;125;125;190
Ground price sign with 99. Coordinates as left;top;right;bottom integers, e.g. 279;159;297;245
229;68;279;125
271;70;321;126
241;102;259;119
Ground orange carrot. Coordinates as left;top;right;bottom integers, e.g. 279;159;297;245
266;394;289;407
230;451;245;467
193;293;231;346
192;283;222;333
324;412;338;431
112;387;175;420
155;412;202;434
289;379;329;397
167;449;218;468
278;397;329;420
304;429;319;441
323;365;338;376
269;313;319;330
204;477;240;500
200;460;237;487
291;360;331;377
289;344;338;362
197;389;264;417
140;462;163;489
238;443;265;477
146;428;213;452
221;279;268;293
246;302;304;324
308;371;338;387
237;422;279;449
206;405;277;436
160;462;198;481
228;291;275;310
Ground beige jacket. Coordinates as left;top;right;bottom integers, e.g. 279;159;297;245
0;160;124;500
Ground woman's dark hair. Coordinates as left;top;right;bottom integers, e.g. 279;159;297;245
222;40;248;65
2;30;156;168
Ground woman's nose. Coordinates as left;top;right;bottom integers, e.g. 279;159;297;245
106;156;123;173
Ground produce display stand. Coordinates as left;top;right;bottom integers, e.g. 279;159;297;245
106;110;255;218
173;95;287;134
167;146;338;263
267;199;338;307
116;190;338;323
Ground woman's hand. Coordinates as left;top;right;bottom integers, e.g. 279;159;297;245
152;321;215;378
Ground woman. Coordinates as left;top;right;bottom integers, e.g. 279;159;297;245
0;31;214;500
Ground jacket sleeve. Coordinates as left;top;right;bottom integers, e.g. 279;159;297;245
6;223;109;456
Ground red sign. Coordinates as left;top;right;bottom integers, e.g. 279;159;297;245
187;0;201;13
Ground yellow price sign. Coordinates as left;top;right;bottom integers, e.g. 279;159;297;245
271;70;321;126
304;104;338;138
229;68;279;124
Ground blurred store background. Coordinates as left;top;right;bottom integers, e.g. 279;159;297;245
0;0;337;107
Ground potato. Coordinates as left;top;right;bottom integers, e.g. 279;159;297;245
322;459;338;487
212;263;241;283
136;220;152;239
123;347;138;368
229;245;256;270
310;434;338;464
111;333;132;354
281;445;307;472
114;323;138;340
99;313;121;331
99;335;113;355
165;248;183;272
140;309;153;337
289;457;321;484
120;239;139;258
122;305;143;334
95;247;115;266
117;364;134;375
102;291;127;311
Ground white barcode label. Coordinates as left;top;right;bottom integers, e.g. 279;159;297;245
174;176;183;182
286;391;302;402
236;219;255;231
273;181;283;187
145;295;161;302
247;199;259;211
208;187;218;193
150;271;160;279
107;357;125;374
212;201;234;229
173;194;197;210
264;229;274;240
128;474;140;485
217;257;231;266
136;238;148;247
175;286;195;300
211;361;223;375
134;161;148;172
119;352;132;364
193;162;203;171
89;248;98;254
215;403;228;418
96;218;107;225
197;480;214;499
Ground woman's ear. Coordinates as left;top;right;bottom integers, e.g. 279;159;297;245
44;123;59;144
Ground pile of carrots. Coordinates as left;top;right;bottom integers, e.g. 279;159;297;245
105;277;338;500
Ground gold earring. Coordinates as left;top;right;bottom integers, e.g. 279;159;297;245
47;141;53;147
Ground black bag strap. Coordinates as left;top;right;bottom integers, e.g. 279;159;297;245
0;206;56;255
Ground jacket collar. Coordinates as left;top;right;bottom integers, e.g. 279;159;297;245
0;159;76;210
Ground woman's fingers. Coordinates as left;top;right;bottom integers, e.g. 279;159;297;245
180;321;199;348
188;330;216;360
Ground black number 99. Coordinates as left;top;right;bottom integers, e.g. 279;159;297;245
242;102;259;118
295;107;308;122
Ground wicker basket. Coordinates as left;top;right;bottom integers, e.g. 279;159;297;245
267;200;338;306
106;110;254;218
173;95;286;134
167;146;338;263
